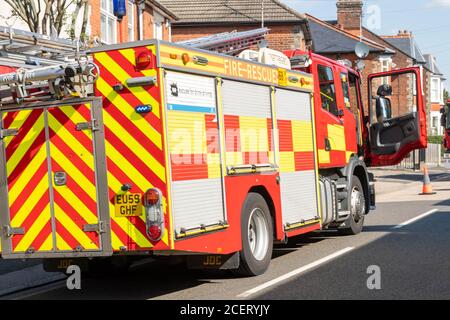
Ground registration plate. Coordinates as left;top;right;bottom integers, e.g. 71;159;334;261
115;193;143;217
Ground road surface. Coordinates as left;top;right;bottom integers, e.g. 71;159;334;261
2;169;450;300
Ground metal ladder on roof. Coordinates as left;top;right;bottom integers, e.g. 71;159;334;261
0;26;95;105
177;28;269;55
0;25;83;67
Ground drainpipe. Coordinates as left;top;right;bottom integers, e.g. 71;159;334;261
137;0;145;40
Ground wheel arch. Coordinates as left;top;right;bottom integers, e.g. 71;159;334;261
248;186;277;236
340;157;371;214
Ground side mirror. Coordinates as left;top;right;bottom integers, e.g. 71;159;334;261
376;97;392;123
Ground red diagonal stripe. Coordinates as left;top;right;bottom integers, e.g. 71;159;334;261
48;107;93;153
3;111;19;129
48;126;95;182
53;189;99;246
105;126;166;191
50;150;97;215
5;110;43;161
11;191;50;249
103;102;164;163
6;130;46;187
31;221;53;252
96;59;162;132
55;219;79;250
9;160;48;218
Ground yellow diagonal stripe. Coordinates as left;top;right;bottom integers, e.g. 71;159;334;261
102;110;166;183
8;146;47;205
49;143;96;196
11;175;49;227
38;233;53;251
55;233;72;251
95;52;161;118
14;204;51;252
54;203;98;250
97;77;163;150
48;114;95;171
6;112;45;176
3;109;32;149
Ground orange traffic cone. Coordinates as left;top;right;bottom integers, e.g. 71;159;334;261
420;165;436;195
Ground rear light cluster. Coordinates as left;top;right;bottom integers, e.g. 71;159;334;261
135;51;153;70
144;188;164;242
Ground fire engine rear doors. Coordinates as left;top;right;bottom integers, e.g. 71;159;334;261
0;98;112;259
367;67;428;167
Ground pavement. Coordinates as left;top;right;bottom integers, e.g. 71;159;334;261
1;167;450;300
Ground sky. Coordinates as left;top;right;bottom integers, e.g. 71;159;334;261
281;0;450;90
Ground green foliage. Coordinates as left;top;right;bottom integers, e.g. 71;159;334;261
428;135;443;145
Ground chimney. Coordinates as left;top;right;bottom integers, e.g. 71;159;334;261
397;30;412;38
337;0;363;34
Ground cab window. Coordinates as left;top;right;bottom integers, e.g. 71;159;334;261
318;65;338;117
340;73;351;109
348;73;362;115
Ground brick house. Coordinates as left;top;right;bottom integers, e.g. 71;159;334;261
424;54;446;135
91;0;178;44
312;0;432;126
0;0;177;44
160;0;312;51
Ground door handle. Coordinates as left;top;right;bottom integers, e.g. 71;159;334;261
325;138;332;151
54;171;67;186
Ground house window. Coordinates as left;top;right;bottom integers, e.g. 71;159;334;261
318;65;339;117
153;11;164;40
431;78;440;103
128;1;135;42
100;0;117;44
379;56;392;85
432;116;439;135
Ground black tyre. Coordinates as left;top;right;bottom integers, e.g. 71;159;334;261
340;176;366;235
235;193;273;276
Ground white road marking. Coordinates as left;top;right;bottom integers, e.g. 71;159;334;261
237;247;355;298
393;209;439;229
433;174;450;182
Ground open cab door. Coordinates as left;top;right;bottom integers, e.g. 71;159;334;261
366;67;427;167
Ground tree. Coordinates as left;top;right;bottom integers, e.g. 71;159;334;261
4;0;89;41
444;89;449;103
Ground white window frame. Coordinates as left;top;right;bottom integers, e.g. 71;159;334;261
153;10;164;40
379;56;392;85
431;77;440;103
100;0;117;44
128;0;135;42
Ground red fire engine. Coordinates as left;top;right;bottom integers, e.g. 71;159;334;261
0;34;427;276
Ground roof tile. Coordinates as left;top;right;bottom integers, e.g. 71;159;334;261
159;0;306;24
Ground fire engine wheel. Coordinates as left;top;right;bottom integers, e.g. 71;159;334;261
340;176;365;236
235;193;273;277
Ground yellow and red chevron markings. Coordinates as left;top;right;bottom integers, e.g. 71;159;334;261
2;105;100;254
94;46;170;251
47;105;100;251
4;109;52;253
